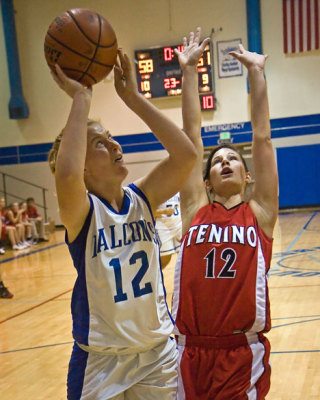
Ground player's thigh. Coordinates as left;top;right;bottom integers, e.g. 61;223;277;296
68;343;126;400
177;335;270;400
125;344;178;400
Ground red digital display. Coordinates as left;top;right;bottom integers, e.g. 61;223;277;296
163;45;185;62
164;77;181;89
163;47;174;61
200;94;215;110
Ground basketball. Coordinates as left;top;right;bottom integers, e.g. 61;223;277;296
44;9;118;86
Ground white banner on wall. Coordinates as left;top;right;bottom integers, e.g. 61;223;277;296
217;39;243;78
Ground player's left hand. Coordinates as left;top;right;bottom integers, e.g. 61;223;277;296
229;44;268;71
175;27;211;70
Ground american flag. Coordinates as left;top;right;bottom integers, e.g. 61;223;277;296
283;0;320;53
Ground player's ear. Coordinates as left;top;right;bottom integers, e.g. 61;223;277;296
245;171;252;184
204;179;213;192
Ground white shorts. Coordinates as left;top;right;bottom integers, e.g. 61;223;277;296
156;220;182;256
67;338;178;400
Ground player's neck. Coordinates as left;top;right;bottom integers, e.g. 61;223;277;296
91;184;125;212
213;193;243;209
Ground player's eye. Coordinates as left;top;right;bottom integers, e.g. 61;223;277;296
96;140;105;147
212;158;220;165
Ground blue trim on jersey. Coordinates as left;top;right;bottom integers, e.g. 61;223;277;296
67;342;88;400
128;183;155;224
67;195;94;345
158;250;175;325
96;189;130;215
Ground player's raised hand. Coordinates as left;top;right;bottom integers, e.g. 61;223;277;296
175;27;211;70
229;44;268;71
51;64;92;99
114;48;138;102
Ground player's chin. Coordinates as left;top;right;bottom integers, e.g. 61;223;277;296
117;164;129;177
114;159;126;169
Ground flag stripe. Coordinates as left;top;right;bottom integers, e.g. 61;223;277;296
307;0;311;50
315;0;319;47
299;0;304;51
291;0;296;52
283;0;289;52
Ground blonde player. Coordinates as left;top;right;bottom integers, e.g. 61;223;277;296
48;40;208;400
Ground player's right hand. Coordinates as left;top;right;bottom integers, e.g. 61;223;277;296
229;44;268;72
175;27;210;70
51;64;92;99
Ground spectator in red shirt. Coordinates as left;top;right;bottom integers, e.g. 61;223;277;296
7;202;30;248
0;197;27;250
26;198;49;242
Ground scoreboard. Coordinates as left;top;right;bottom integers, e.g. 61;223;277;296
134;43;215;110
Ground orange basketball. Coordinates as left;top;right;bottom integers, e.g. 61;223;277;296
44;9;118;86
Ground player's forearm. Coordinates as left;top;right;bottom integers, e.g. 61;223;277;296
182;66;201;143
249;67;271;140
126;93;197;162
55;91;90;180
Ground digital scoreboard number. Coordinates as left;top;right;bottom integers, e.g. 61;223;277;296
135;43;215;111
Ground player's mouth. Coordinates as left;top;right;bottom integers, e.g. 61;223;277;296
114;155;123;163
221;167;233;176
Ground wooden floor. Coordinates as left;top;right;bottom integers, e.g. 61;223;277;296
1;209;319;399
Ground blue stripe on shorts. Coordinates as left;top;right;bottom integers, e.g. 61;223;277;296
67;342;88;400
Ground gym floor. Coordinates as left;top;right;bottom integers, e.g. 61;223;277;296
0;209;319;399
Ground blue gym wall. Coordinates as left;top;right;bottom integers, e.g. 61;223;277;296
277;144;320;208
0;113;319;209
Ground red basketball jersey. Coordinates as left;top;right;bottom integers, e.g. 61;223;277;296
172;202;273;337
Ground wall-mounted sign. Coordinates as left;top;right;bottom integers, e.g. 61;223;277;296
217;39;243;78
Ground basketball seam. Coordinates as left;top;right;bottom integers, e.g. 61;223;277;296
51;67;98;83
67;10;117;48
78;13;102;84
47;32;114;67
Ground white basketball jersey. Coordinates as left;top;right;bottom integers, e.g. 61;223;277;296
156;193;181;230
67;184;174;352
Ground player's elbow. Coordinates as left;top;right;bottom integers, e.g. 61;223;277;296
182;144;198;171
177;149;197;181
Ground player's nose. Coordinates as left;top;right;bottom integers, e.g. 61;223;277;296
108;139;121;153
221;158;230;166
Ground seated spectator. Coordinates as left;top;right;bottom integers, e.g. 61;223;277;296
19;201;38;244
7;202;31;248
0;197;27;250
26;197;49;242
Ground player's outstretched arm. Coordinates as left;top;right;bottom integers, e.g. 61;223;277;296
230;45;278;236
51;65;91;239
154;208;174;218
114;49;197;211
176;28;211;233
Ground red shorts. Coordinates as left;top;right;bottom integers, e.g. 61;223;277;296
176;332;271;400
